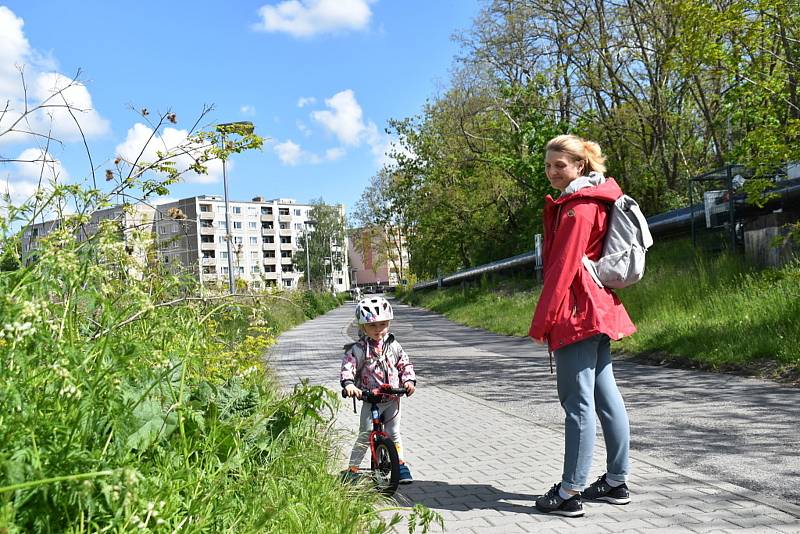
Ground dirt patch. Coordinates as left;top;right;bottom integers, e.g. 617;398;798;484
616;350;800;388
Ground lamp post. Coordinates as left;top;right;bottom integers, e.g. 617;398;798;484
216;121;254;295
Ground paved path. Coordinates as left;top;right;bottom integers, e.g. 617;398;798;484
267;301;800;533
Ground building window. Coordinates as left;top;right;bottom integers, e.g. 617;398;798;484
232;206;241;214
222;266;229;275
200;204;212;212
261;207;272;215
248;207;258;216
294;209;302;216
279;222;289;230
283;264;294;272
262;222;273;229
263;250;275;258
201;219;213;228
202;251;215;258
251;265;261;273
216;205;226;214
248;221;258;230
233;221;242;230
264;265;276;272
201;235;214;243
280;236;291;244
279;208;290;215
250;251;259;260
233;236;243;245
283;279;292;287
281;251;292;258
221;252;229;259
249;236;258;245
263;236;274;244
218;236;226;244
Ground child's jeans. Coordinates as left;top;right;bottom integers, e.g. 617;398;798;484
349;400;404;466
554;334;630;492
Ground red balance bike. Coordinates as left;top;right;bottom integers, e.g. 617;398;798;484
343;384;408;496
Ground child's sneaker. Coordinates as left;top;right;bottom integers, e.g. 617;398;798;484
582;474;631;504
340;466;361;484
398;462;413;484
534;483;584;517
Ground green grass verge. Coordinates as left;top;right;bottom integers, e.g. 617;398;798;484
0;216;425;532
400;239;800;381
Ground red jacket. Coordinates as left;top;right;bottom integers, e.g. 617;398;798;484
529;178;636;350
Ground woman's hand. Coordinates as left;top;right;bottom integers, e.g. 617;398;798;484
531;337;547;346
404;381;416;397
344;384;362;399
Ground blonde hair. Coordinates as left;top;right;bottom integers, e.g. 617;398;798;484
545;134;607;175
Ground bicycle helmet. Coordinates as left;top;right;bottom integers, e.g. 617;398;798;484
355;296;393;324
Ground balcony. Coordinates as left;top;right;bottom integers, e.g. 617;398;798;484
278;214;292;223
261;228;274;236
200;242;215;250
201;257;216;265
262;242;276;250
199;227;215;236
199;211;214;220
260;214;274;222
278;228;292;236
280;243;294;250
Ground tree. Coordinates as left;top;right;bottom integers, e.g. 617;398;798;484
294;199;346;290
351;169;410;282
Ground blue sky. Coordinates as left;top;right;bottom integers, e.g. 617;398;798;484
0;0;480;216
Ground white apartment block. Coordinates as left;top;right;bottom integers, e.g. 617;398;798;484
22;196;351;292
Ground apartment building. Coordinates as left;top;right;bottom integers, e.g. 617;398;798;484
23;196;351;292
348;226;409;288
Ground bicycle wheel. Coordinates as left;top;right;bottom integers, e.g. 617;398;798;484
371;436;400;495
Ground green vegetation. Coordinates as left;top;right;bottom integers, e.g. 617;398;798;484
0;208;372;531
355;0;800;278
0;104;441;531
400;240;800;381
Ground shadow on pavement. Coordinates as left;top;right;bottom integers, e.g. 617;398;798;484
394;480;547;514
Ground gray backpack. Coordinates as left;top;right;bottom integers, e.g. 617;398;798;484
582;194;653;289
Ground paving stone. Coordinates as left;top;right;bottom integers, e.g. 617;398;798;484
268;303;800;534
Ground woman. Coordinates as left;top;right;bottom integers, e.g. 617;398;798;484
529;134;636;518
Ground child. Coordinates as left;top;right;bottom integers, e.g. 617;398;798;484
341;296;417;483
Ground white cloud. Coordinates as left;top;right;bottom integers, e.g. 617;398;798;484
296;120;312;137
310;89;396;165
0;6;30;99
297;96;316;108
240;105;256;116
311;89;369;146
273;138;344;166
0;6;110;146
274;139;303;166
0;147;68;204
253;0;374;37
115;123;223;184
325;147;345;161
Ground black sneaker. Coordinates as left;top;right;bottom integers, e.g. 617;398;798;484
535;483;584;517
582;474;631;505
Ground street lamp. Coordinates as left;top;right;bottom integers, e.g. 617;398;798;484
216;121;254;295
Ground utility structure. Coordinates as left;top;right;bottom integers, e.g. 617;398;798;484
216;121;255;295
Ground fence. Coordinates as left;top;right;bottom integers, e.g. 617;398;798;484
411;174;800;291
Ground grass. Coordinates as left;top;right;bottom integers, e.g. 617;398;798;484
400;239;800;381
0;211;435;532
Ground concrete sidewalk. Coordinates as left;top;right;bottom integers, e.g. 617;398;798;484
268;302;800;533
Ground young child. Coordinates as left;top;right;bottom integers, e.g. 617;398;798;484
341;296;417;483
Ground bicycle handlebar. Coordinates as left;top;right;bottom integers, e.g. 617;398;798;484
341;385;408;403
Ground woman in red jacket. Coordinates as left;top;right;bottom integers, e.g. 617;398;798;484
530;134;635;517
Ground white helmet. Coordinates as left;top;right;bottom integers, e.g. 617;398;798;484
355;296;393;324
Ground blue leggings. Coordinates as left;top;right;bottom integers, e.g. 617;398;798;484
555;334;630;491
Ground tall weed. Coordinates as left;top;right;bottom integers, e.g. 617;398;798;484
0;195;385;532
